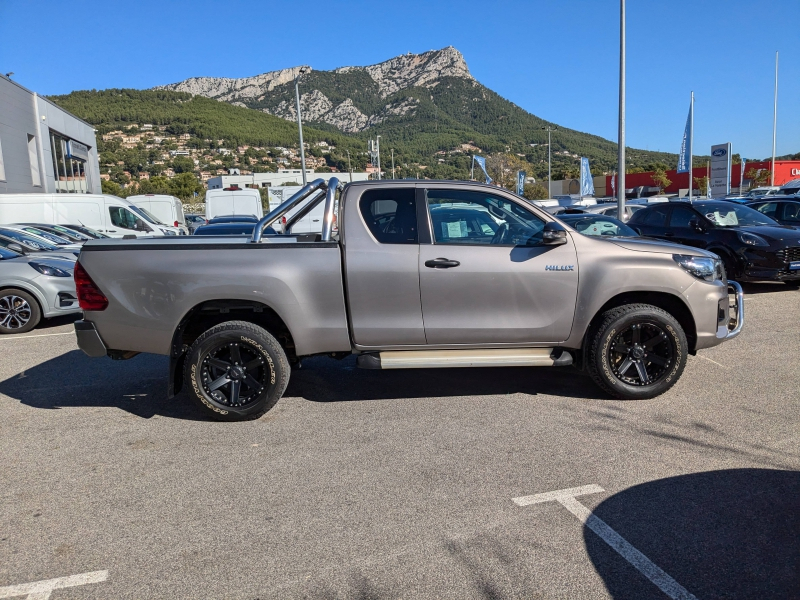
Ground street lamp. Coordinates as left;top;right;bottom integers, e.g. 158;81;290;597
294;67;309;185
542;126;556;198
391;148;395;179
617;0;626;215
346;149;352;183
376;135;382;180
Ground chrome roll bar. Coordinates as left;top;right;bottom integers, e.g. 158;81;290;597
725;281;745;339
321;177;341;242
283;189;326;232
251;178;326;242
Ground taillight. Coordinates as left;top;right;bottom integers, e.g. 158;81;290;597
174;221;179;227
74;261;108;311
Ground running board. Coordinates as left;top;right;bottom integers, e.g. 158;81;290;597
356;348;573;370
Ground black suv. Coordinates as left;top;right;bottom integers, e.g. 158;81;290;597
628;201;800;284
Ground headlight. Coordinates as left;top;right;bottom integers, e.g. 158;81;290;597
29;262;72;277
737;232;768;246
673;254;723;282
162;229;177;236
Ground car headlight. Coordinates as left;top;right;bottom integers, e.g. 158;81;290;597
673;254;723;282
162;229;177;236
737;232;768;246
28;261;72;277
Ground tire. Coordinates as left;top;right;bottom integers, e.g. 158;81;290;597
183;320;290;421
785;280;800;288
587;304;687;400
0;288;41;334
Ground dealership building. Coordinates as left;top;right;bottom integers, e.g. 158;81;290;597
0;74;101;195
207;169;370;190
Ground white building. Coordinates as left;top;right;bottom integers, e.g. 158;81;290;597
0;75;101;194
206;169;370;190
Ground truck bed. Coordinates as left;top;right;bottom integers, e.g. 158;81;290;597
78;236;352;356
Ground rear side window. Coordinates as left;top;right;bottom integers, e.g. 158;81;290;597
669;207;698;228
781;203;800;223
359;188;417;244
754;202;778;218
641;206;670;226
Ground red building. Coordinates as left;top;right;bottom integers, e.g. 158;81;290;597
605;160;800;195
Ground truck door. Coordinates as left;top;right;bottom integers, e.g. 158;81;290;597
343;186;426;346
418;187;579;344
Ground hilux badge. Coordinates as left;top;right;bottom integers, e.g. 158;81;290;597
545;265;575;271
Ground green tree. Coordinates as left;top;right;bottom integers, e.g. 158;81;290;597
168;172;203;200
101;179;122;196
523;183;549;201
651;167;671;193
744;167;770;189
172;156;195;174
694;176;710;195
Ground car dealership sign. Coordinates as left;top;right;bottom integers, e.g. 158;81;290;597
710;143;731;197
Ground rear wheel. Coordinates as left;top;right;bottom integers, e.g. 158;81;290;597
588;304;687;400
184;320;290;421
0;289;41;334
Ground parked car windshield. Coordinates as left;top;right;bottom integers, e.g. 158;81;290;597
17;227;71;245
694;202;779;227
559;215;638;237
50;225;91;240
0;228;60;250
129;205;166;225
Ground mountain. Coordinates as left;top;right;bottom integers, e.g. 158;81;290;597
154;47;677;174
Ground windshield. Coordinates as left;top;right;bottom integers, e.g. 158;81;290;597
129;205;166;225
695;202;779;227
0;247;21;260
561;215;638;237
51;225;90;240
0;228;59;250
19;227;71;245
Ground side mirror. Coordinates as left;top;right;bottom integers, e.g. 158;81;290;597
542;221;568;245
7;243;25;254
689;218;705;233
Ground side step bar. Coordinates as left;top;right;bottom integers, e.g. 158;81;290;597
356;348;573;370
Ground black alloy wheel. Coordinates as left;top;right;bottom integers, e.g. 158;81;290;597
200;341;269;408
184;320;290;421
588;303;687;400
607;322;674;386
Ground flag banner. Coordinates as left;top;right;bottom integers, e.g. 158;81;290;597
517;171;526;195
473;156;492;184
677;101;692;173
611;173;616;196
740;158;747;190
580;157;595;197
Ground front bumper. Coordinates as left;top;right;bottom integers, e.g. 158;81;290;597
74;320;108;357
718;281;744;340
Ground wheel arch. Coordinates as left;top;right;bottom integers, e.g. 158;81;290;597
579;291;698;367
168;298;295;398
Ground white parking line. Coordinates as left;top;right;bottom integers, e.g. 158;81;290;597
0;570;108;599
0;332;73;342
697;354;727;369
513;485;698;600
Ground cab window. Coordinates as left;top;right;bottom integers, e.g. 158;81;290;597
641;205;670;227
426;189;545;246
109;207;145;231
781;202;800;223
754;202;778;218
359;188;417;244
669;207;698;228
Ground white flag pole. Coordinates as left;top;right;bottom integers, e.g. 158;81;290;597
689;91;694;201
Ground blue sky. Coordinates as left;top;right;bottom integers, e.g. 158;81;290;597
1;0;797;159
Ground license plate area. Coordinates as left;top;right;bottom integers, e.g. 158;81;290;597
789;261;800;271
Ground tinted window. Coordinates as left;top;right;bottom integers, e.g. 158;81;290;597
109;207;142;230
427;189;545;246
359;188;417;244
694;202;777;227
641;206;670;226
753;202;778;218
561;215;637;237
0;247;21;259
669;207;698;228
0;229;58;250
782;202;800;223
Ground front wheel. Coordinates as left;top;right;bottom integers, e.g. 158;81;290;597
587;304;687;400
0;289;41;334
184;320;290;421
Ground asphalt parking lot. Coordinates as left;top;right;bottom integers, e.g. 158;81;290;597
1;283;798;599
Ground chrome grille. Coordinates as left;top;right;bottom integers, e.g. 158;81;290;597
776;247;800;263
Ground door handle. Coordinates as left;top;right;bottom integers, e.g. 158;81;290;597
664;232;675;237
425;257;460;269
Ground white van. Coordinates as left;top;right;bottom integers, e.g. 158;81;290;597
0;193;181;238
267;186;324;233
128;194;188;235
205;187;263;221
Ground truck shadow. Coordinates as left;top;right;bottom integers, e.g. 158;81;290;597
0;352;606;420
585;468;799;599
285;355;606;403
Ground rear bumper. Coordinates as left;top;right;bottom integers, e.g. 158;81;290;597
74;320;108;357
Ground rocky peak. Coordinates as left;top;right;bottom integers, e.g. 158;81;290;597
155;66;310;101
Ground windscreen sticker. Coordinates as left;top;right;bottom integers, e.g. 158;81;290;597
444;221;468;238
707;211;738;226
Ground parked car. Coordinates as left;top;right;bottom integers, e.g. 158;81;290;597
0;228;80;259
128;194;188;235
746;199;800;229
74;178;742;421
580;203;646;221
193;222;275;236
0;246;79;334
63;224;110;239
628;201;800;284
0;193;181;238
557;214;640;238
21;223;92;242
185;214;207;234
207;215;260;225
205;188;263;221
10;225;81;246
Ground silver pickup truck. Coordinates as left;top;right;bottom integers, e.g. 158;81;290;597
73;178;744;421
